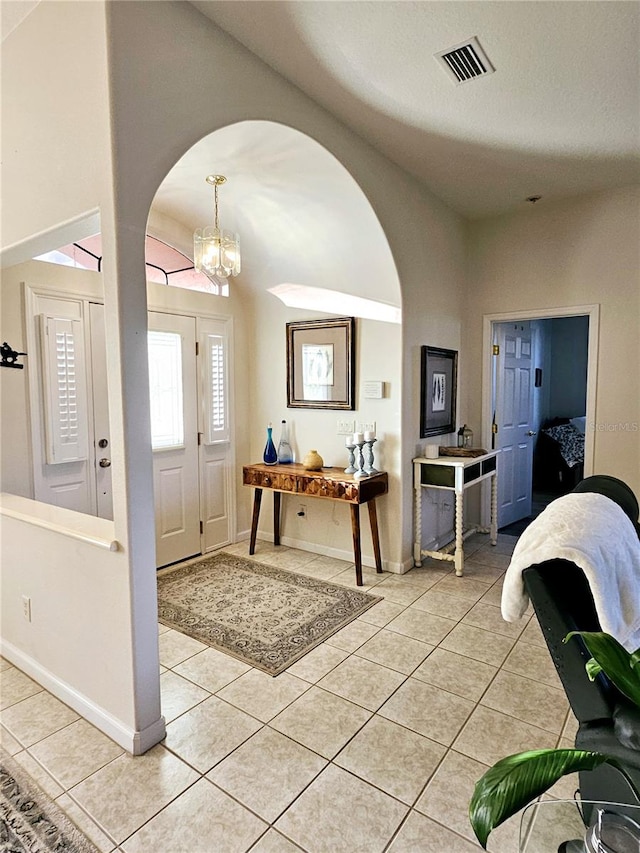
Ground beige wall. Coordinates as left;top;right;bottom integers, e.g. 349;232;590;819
3;0;636;760
0;2;111;260
464;186;640;497
104;0;465;568
248;288;404;566
1;0;465;750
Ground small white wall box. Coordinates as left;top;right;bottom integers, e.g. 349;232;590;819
363;381;384;399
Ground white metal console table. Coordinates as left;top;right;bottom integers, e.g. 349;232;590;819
413;450;498;576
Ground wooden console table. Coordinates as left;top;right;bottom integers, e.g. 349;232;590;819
413;451;498;576
242;463;388;586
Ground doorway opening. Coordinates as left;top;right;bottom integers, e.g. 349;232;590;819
482;305;599;536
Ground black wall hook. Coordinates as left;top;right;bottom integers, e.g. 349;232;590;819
0;342;27;369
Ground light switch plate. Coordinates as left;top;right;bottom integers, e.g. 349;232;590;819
336;419;355;435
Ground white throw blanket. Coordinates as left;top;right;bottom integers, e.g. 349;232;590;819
501;492;640;652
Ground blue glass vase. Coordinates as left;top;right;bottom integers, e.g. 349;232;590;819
263;423;278;465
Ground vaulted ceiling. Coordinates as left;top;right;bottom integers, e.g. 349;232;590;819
191;0;640;219
153;1;640;300
4;0;639;287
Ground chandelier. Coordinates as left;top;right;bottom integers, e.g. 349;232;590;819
193;174;241;280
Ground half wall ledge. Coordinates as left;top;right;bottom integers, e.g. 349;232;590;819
0;493;119;552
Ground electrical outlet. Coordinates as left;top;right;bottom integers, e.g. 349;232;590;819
336;419;355;435
297;504;307;519
22;595;31;622
359;421;376;434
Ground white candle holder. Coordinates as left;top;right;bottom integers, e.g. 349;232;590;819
353;441;367;479
344;443;357;474
363;438;379;475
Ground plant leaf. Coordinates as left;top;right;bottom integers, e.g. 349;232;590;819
565;631;640;707
585;657;603;681
469;748;607;849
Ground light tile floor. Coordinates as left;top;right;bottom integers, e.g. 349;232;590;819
0;534;579;853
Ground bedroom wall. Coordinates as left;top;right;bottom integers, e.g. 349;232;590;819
547;316;589;420
464;186;640;497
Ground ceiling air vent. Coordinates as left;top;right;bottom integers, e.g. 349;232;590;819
435;36;495;85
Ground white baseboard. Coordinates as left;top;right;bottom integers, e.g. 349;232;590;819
0;639;166;755
399;555;416;574
244;532;404;574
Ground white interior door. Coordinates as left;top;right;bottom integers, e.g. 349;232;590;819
148;312;201;567
494;321;534;527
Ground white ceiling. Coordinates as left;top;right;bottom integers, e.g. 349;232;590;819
4;0;639;284
152;121;401;305
192;0;640;219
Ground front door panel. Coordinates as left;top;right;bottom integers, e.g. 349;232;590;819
89;303;113;519
148;312;200;567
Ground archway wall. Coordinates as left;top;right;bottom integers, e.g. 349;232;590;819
0;0;466;752
105;0;467;569
0;1;165;754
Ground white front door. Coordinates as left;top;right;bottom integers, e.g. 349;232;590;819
494;321;534;527
148;312;201;567
91;308;230;563
198;318;234;552
28;289;232;567
30;295;95;514
89;303;113;520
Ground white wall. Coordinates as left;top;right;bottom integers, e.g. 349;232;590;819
548;316;589;419
0;497;165;753
0;2;111;260
465;186;640;497
0;0;465;752
0;3;168;755
103;0;465;569
248;287;403;566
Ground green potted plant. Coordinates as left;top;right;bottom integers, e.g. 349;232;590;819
469;631;640;849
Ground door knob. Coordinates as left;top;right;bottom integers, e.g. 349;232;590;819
99;458;111;468
527;430;537;436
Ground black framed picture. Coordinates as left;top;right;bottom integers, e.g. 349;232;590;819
286;317;355;410
420;346;458;437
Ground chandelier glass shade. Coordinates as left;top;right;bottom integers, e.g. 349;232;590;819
194;175;241;280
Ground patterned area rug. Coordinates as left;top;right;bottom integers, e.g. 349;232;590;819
157;552;382;675
0;747;99;853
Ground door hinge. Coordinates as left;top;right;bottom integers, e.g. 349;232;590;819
198;432;203;446
200;520;204;535
492;422;498;434
493;344;500;355
195;341;200;356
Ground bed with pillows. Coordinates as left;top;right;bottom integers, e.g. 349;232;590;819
533;415;586;493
